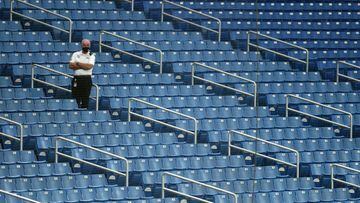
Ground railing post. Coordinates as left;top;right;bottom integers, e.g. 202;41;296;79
305;50;309;72
336;61;340;83
218;20;221;42
69;21;72;43
330;163;334;189
159;51;163;74
285;95;289;117
161;173;166;198
191;63;195;85
99;31;102;53
227;131;232;156
350;114;353;139
94;84;99;111
55;138;59;163
31;64;35;88
131;0;134;11
246;31;250;52
161;1;164;22
10;0;14;21
128;99;132;122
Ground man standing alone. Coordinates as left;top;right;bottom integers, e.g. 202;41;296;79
69;39;95;109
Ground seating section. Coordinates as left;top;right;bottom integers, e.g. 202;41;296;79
0;0;359;202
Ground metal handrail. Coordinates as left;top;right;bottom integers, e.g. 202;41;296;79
161;0;222;42
286;94;353;138
99;30;164;73
0;189;40;203
162;172;238;203
191;62;257;107
55;136;129;186
31;64;100;111
120;0;135;11
128;98;199;144
228;130;300;178
0;116;24;151
247;31;309;72
336;61;360;83
10;0;73;42
331;163;360;189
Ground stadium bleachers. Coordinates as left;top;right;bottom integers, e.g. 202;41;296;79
0;0;359;202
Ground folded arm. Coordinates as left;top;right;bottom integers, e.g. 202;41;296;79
69;62;93;70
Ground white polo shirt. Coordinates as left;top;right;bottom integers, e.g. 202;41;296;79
70;51;96;76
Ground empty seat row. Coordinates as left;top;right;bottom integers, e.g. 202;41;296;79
0;110;111;124
297;103;360;116
176;177;316;195
172;61;292;74
110;96;240;110
236;82;353;95
141;166;280;185
44;73;178;86
53;20;174;31
289;50;359;60
332;114;360;127
6;0;116;10
0;52;113;64
175;117;303;131
143;1;359;11
173;10;360;21
0;31;52;42
258;40;360;50
36;132;179;151
214;188;352;203
2;121;146;138
0;163;72;178
230;30;360;40
266;92;360;105
277;150;360;165
71;143;213;159
202;71;321;83
142;106;270;119
310;162;360;176
208;127;337;143
0;174;107;192
235;138;360;153
0;21;22;31
11;63;144;79
106;155;246;173
0;151;37;165
18;10;146;20
207;20;360;31
83;31;204;42
100;85;209;98
0;88;44;100
18;186;148;202
0;41;82;53
142;51;260;63
0;99;78;112
111;40;232;51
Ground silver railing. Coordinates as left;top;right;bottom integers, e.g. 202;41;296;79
336;61;360;83
247;31;309;72
55;136;129;186
128;98;199;144
228;130;300;178
0;116;24;151
0;189;40;203
162;172;238;203
99;30;164;73
10;0;73;42
331;163;360;189
31;64;100;111
191;62;257;107
119;0;134;11
286;94;353;138
161;0;222;42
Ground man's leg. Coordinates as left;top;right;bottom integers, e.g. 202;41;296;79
79;76;92;109
71;77;82;107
